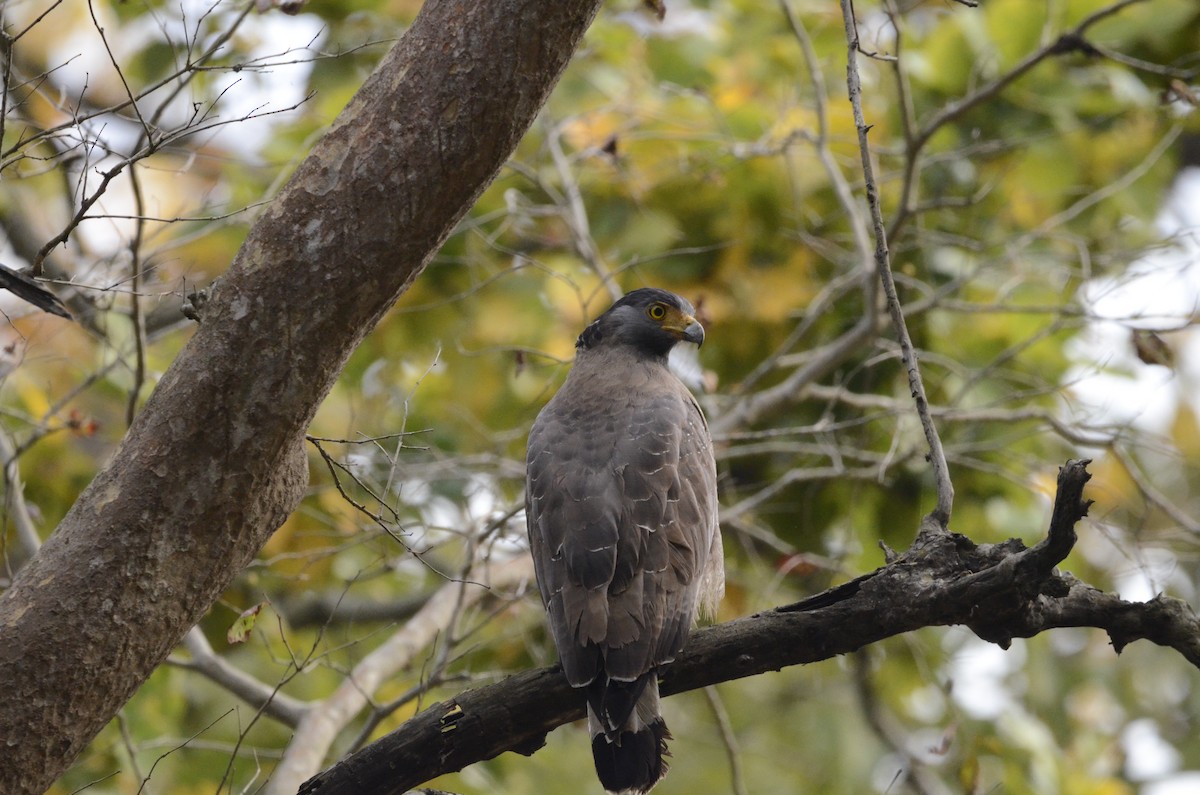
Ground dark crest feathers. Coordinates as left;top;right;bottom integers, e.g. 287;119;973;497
577;288;694;352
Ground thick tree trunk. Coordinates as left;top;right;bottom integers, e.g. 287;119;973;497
0;1;603;791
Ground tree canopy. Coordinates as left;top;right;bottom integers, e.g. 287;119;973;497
1;0;1199;793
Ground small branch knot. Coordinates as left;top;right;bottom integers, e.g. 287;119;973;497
1049;32;1101;57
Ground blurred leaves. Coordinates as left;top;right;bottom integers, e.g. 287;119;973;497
0;0;1199;793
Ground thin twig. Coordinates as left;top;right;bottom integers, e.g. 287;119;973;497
168;627;310;727
910;0;1149;159
86;0;151;138
887;0;1152;241
703;686;748;795
545;121;621;300
839;0;954;523
851;652;952;795
264;555;534;795
881;0;921;241
125;163;147;428
115;711;147;787
1110;445;1200;535
0;425;41;572
1015;124;1182;248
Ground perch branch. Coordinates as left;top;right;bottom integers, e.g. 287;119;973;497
298;461;1199;795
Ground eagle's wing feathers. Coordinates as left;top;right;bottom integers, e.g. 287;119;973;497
527;367;717;687
525;287;722;795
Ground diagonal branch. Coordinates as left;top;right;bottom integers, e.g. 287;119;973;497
170;627;310;727
266;556;534;795
299;461;1200;795
908;0;1149;160
839;0;953;523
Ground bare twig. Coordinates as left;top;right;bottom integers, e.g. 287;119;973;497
851;653;953;795
0;2;256;164
125;164;148;427
86;0;151;138
545;121;620;300
1110;445;1200;535
135;708;237;795
712;318;879;434
1016;124;1182;248
265;555;534;795
169;627;310;727
909;0;1150;160
724;0;881;409
703;686;748;795
839;0;954;524
115;711;147;787
0;425;41;573
887;0;1153;241
881;0;921;240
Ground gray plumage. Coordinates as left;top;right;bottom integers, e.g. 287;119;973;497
526;288;723;795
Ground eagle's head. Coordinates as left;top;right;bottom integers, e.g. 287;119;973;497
577;288;704;358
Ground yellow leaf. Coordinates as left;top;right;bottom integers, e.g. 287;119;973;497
226;603;264;644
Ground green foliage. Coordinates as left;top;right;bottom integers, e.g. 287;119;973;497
2;0;1200;793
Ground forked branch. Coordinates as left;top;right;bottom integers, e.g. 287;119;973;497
299;461;1199;795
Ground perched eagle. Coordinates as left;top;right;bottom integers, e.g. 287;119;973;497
526;288;724;794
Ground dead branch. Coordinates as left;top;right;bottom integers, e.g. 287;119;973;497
300;461;1199;795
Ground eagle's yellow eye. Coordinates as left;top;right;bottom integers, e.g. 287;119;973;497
648;303;667;320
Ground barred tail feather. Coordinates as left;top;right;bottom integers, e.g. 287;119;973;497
591;719;670;795
587;674;670;795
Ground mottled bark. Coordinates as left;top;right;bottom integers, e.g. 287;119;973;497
301;461;1200;795
0;1;603;791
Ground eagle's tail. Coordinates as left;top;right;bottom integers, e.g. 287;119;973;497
587;673;671;795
